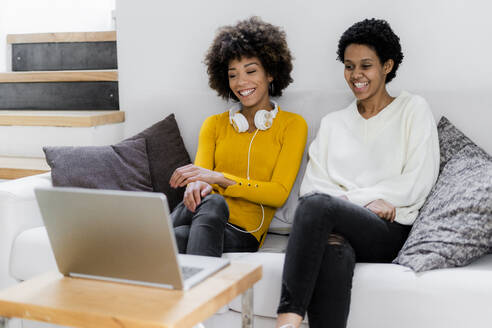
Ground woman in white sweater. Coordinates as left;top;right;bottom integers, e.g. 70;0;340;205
276;19;440;328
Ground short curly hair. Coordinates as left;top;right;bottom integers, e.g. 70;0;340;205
336;18;404;84
204;16;293;101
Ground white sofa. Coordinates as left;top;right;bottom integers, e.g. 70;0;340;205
1;90;492;328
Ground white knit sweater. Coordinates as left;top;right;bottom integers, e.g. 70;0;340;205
300;91;440;225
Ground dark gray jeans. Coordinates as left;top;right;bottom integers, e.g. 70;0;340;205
277;193;411;328
171;194;259;257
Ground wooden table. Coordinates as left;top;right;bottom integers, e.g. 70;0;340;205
0;261;262;328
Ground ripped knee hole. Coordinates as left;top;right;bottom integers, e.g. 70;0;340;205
327;233;345;245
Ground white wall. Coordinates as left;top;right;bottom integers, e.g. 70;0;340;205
0;0;115;72
116;0;492;156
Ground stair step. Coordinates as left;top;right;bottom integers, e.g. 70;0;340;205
9;31;117;72
0;156;50;180
0;71;119;110
0;82;118;110
0;70;118;83
12;42;117;71
0;110;124;127
7;31;116;44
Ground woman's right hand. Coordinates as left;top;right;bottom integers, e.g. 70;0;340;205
169;164;235;189
183;181;213;212
365;199;396;222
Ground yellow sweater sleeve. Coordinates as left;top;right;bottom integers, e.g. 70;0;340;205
216;115;307;208
194;115;216;170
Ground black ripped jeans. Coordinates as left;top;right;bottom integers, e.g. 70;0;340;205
277;193;411;328
171;194;259;257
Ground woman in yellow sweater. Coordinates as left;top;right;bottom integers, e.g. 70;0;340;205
169;16;307;257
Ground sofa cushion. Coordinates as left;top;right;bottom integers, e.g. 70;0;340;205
44;138;153;192
224;252;286;317
223;251;421;319
347;255;492;328
10;229;289;282
269;144;308;234
224;247;492;322
395;144;492;272
271;169;302;229
10;227;57;281
125;113;191;211
267;218;292;235
259;233;289;253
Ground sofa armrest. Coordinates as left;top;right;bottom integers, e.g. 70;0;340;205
0;173;52;289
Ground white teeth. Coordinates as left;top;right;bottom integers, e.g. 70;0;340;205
239;88;255;96
354;82;368;88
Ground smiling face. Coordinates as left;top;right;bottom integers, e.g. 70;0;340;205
228;56;273;111
343;44;394;101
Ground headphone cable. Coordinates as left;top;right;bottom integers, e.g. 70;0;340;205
227;128;265;234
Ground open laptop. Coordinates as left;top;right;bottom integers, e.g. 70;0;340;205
34;187;230;290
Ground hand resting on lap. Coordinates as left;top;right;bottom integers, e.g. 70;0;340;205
339;196;395;221
183;181;213;212
365;199;396;222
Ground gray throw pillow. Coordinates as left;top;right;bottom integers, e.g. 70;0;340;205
437;116;475;173
44;138;153;192
125;114;191;210
394;144;492;272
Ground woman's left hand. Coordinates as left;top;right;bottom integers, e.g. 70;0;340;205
365;199;396;222
169;164;223;188
183;181;213;212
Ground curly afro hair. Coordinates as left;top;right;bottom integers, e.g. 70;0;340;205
204;16;293;101
337;18;404;84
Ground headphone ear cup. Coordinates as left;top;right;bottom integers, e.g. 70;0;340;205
231;112;249;133
254;110;274;130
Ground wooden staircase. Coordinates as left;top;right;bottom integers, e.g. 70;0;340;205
0;31;124;179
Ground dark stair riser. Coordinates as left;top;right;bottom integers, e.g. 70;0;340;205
0;82;118;110
12;42;117;71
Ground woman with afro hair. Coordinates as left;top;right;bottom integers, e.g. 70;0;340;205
276;19;439;328
169;17;307;257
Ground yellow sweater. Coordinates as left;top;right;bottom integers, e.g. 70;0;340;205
195;108;307;245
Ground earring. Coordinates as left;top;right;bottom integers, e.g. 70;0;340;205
268;82;275;95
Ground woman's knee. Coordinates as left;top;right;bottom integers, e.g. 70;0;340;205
293;193;338;227
299;193;338;212
192;194;229;227
199;194;229;216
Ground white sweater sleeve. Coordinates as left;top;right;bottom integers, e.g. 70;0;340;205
300;120;346;197
345;103;440;213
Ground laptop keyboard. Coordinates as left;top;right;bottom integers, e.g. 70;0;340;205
181;266;203;280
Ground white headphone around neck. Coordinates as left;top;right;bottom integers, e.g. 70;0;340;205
225;102;279;235
229;101;279;133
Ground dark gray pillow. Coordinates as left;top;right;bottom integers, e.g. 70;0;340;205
124;114;191;210
394;144;492;272
44;138;153;192
437;116;475;172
